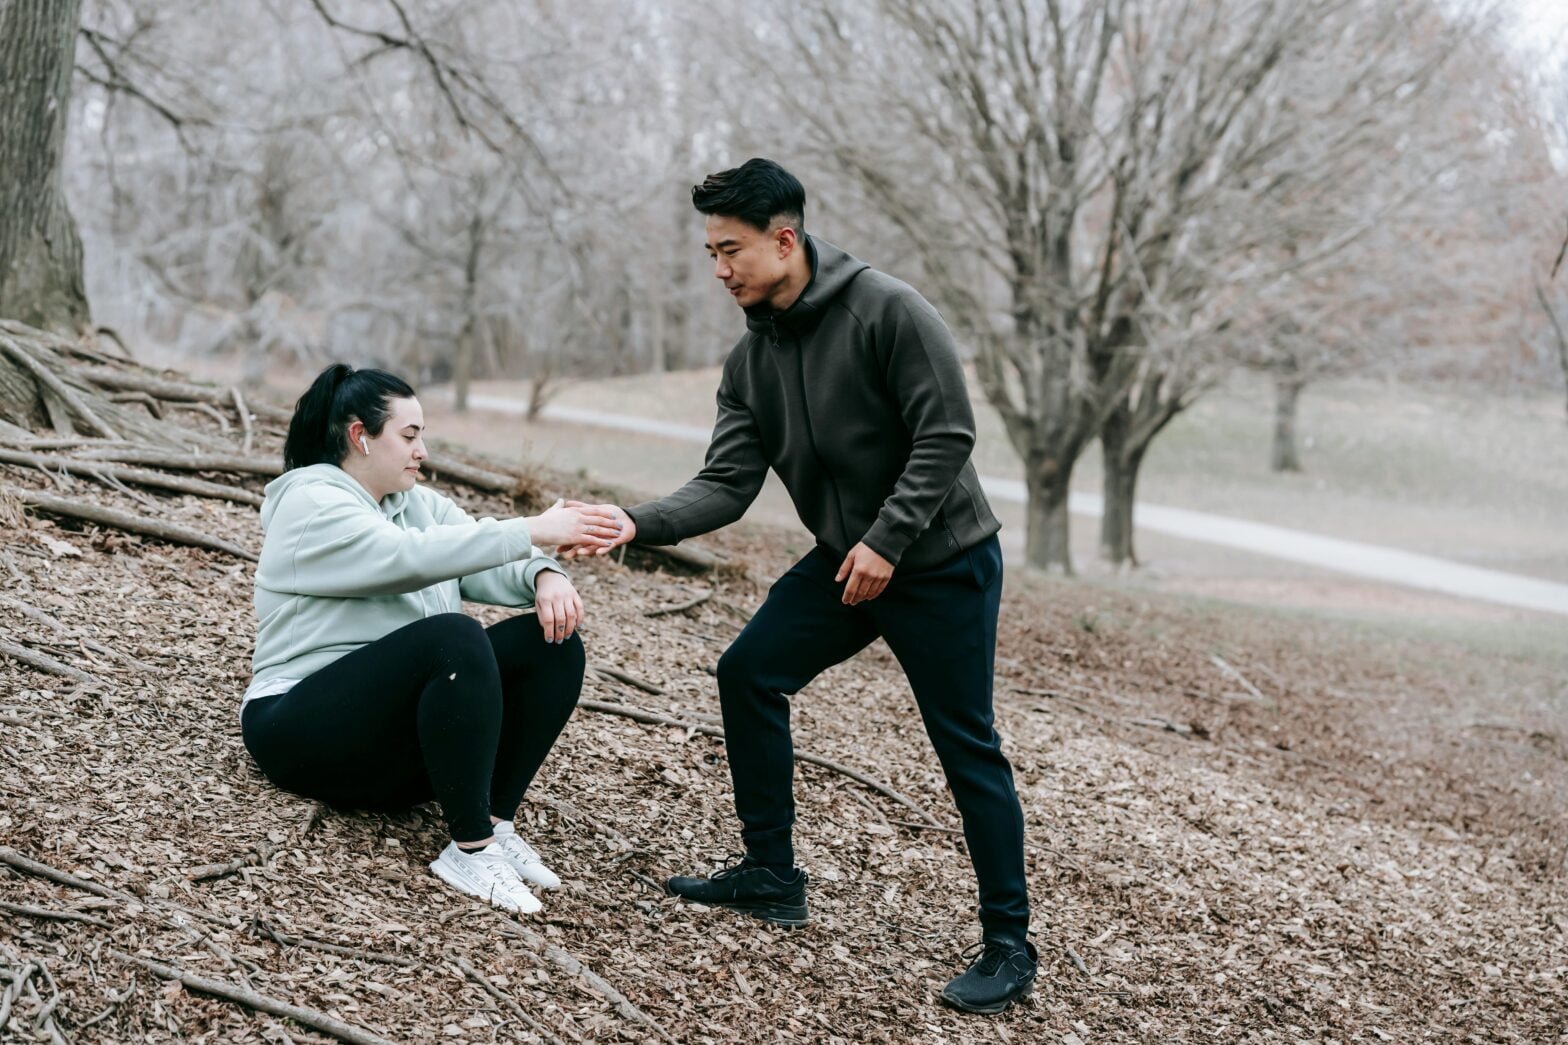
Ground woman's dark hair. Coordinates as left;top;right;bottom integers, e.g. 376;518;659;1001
283;364;417;471
691;158;805;234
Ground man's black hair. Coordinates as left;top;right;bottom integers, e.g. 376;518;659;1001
691;158;805;234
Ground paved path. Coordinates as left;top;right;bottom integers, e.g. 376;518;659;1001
467;395;1568;618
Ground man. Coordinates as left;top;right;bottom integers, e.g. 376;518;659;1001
564;159;1035;1013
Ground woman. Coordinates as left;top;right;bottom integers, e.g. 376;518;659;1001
242;364;621;913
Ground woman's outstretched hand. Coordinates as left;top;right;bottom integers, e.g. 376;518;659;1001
525;499;622;550
533;569;583;643
555;501;636;559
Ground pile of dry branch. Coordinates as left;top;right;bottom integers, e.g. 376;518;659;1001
1;321;1564;1042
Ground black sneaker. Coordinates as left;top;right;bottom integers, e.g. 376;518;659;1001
666;856;809;927
940;940;1038;1014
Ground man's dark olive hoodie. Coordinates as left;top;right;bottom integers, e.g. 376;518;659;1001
626;236;1000;571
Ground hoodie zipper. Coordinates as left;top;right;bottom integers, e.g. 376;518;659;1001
781;320;851;554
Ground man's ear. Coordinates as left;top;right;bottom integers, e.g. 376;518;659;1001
776;226;798;258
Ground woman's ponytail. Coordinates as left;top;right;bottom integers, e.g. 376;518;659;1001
283;364;415;471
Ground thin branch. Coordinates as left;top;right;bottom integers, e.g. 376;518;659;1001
9;485;259;561
0;637;107;689
491;922;677;1044
452;955;569;1045
0;449;263;506
643;591;713;618
109;951;394;1045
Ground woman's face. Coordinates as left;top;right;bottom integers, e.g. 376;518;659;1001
351;396;428;500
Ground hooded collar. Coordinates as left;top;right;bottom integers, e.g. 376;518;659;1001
744;235;869;337
260;463;410;529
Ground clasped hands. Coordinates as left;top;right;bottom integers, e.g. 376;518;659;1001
542;499;895;607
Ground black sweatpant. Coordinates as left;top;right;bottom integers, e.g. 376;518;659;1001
715;535;1029;945
242;613;583;844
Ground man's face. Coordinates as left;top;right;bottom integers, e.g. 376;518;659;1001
704;214;792;310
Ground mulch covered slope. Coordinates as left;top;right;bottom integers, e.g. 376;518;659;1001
1;432;1565;1042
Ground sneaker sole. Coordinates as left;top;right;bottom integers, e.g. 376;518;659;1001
939;983;1034;1015
724;898;809;928
429;860;540;915
672;893;810;928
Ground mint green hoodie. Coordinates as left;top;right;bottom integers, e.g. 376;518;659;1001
245;464;561;702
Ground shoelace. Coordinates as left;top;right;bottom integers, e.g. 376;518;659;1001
513;838;541;862
959;942;1008;977
468;850;524;895
709;855;755;881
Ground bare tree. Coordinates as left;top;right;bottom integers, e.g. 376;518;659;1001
771;0;1482;571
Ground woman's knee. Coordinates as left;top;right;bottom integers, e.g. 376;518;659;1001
420;612;493;658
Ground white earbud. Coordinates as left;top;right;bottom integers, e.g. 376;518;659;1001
359;435;370;455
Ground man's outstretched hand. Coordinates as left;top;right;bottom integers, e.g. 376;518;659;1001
836;542;893;605
556;501;636;559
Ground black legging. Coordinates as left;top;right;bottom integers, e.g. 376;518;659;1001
241;613;583;843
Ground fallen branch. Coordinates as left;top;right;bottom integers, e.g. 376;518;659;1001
75;981;135;1032
78;366;255;413
1065;945;1093;979
578;699;941;827
1128;716;1194;737
0;449;263;506
0;962;30;1036
453;955;570;1045
168;400;232;432
1210;654;1274;707
627;542;724;574
109;951;394;1045
0;846;118;899
299;802;326;839
0;436;140;451
187;843;277;882
0;846;232;929
107;390;164;418
890;819;962;835
253;920;417;968
590;664;665;696
531;793;635;850
421;453;525;494
69;447;282;477
643;590;713;617
24;959;66;1045
10;486;258;561
0;899;111;929
0;592;157;672
493;922;677;1044
0;636;107;688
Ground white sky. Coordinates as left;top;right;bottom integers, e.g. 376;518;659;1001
1509;0;1567;66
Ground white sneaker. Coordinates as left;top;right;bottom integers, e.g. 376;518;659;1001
429;842;542;914
491;821;562;890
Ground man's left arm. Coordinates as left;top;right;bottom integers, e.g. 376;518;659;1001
840;290;976;605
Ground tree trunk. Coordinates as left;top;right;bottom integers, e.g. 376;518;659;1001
1271;367;1306;472
1098;413;1145;569
452;212;482;413
1534;280;1568;425
1023;460;1075;574
0;0;90;332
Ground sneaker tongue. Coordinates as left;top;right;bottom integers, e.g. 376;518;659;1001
974;945;1007;975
